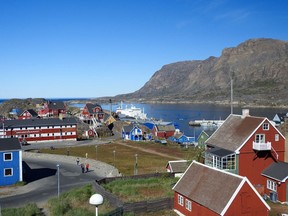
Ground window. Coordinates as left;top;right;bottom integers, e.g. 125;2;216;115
275;134;279;141
255;134;265;143
178;194;184;206
4;168;13;176
4;153;12;161
185;199;192;211
267;179;277;192
263;123;269;130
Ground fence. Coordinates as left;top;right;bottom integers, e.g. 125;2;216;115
92;173;175;215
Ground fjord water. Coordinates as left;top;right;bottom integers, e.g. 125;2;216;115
101;103;287;138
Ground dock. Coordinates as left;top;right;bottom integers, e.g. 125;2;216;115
189;120;224;127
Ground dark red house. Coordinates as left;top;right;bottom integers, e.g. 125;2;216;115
38;101;66;117
204;110;286;189
18;109;38;120
81;103;104;123
173;161;270;216
152;124;175;138
262;161;288;203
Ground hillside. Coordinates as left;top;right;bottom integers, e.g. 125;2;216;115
114;38;288;106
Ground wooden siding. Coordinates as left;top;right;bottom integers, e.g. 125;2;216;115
0;150;22;186
225;182;269;216
239;119;285;186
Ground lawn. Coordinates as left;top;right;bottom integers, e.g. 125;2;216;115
39;140;203;176
102;176;177;202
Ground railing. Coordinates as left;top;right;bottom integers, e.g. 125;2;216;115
271;146;279;160
253;141;271;151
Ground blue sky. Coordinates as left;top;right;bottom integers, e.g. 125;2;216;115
0;0;288;99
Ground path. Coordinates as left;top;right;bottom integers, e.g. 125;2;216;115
115;141;184;160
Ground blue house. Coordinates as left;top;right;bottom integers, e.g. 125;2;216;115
0;138;23;186
122;125;143;141
169;134;196;145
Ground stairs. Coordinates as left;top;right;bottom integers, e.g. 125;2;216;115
271;146;279;161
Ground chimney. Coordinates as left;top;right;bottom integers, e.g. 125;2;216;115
242;109;250;119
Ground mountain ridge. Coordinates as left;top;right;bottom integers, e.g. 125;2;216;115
114;38;288;107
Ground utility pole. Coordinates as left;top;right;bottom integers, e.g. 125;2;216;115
230;78;233;114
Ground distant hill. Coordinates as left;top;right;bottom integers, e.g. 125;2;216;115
114;38;288;106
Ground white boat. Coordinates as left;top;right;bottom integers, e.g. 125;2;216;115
116;102;147;120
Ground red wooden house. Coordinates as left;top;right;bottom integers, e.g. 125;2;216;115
204;110;286;188
262;161;288;203
38;101;66;117
81;103;104;123
173;161;270;216
18;109;38;120
152;124;175;138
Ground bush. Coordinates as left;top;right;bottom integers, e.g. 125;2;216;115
2;203;42;216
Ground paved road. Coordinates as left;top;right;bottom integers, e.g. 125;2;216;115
0;156;103;209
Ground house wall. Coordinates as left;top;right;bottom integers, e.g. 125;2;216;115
239;119;285;185
5;125;77;142
225;182;269;216
263;177;287;203
173;192;218;216
18;111;32;120
0;151;21;186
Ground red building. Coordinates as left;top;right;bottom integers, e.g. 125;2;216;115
18;109;38;120
204;109;286;202
3;118;77;142
81;103;104;123
262;161;288;203
38;101;66;117
204;110;286;183
152;124;175;138
173;161;270;216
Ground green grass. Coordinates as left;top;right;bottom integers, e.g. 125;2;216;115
40;140;204;175
47;184;114;216
103;176;177;202
2;203;42;216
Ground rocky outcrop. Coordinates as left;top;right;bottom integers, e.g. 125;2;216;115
115;38;288;106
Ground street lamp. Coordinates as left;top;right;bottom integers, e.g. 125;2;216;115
134;154;138;175
95;145;98;160
89;194;103;216
56;164;60;198
113;150;116;164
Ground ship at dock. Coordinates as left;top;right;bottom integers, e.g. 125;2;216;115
116;102;147;120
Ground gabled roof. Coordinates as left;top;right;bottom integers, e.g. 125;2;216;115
0;138;22;151
19;109;38;117
123;124;141;133
47;101;66;109
173;161;270;215
166;160;189;173
262;161;288;182
205;114;266;152
4;118;77;128
273;113;287;121
85;103;102;114
155;124;175;132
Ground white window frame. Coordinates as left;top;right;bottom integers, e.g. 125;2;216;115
178;194;184;206
4;152;12;161
267;179;277;192
263;123;269;130
275;134;279;141
255;134;265;143
185;199;192;211
4;168;13;176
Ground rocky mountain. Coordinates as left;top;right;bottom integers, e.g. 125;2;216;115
115;38;288;106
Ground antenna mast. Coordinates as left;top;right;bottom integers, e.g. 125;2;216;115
230;78;233;114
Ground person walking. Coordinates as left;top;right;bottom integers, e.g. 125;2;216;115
86;163;90;173
76;158;80;165
80;163;85;173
